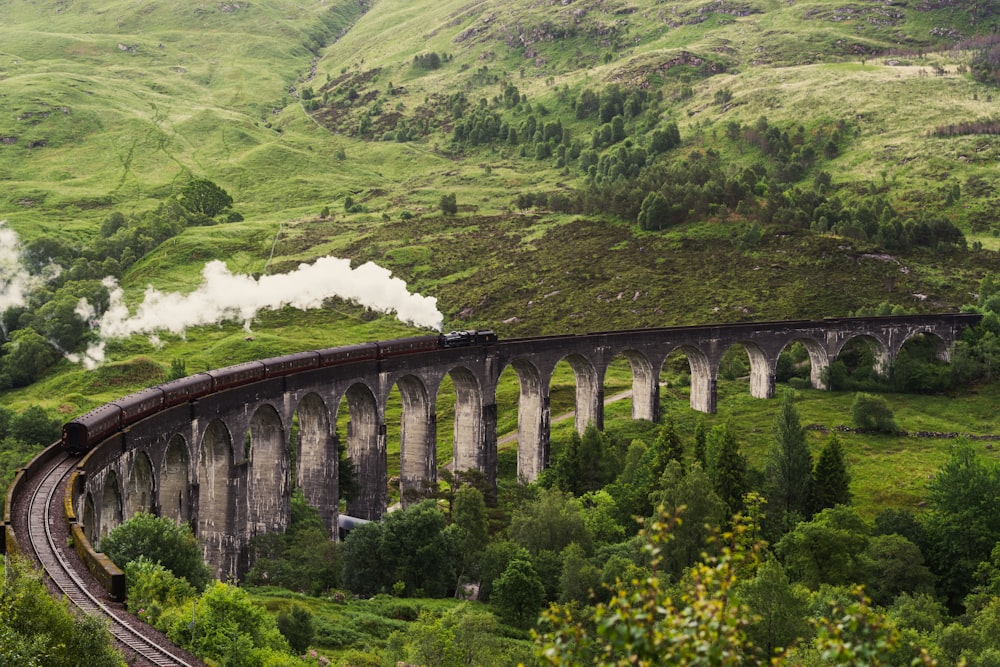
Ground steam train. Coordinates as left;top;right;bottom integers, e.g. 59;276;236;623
61;330;497;456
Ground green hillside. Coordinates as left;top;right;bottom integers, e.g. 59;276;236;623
0;0;999;404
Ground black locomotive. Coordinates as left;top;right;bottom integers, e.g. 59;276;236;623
61;331;496;456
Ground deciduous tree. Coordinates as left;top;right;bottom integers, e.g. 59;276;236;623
100;512;211;590
178;178;233;217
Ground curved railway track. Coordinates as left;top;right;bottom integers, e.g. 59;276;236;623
24;451;202;667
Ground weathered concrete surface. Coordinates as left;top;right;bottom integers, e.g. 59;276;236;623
73;314;977;578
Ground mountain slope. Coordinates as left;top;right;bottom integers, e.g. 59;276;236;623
0;0;999;408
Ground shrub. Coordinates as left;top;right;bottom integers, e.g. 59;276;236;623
851;393;898;433
100;512;212;590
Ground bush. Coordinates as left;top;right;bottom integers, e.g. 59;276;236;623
276;604;314;654
440;193;458;215
851;393;898;433
100;512;212;590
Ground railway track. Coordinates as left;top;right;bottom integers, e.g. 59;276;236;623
24;451;202;667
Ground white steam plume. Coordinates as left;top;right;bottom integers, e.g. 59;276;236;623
0;221;55;313
71;257;444;369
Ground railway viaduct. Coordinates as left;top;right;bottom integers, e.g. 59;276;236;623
67;314;977;578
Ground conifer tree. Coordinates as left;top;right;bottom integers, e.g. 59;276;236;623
694;416;707;467
811;434;851;513
649;415;684;478
767;392;814;526
708;421;748;516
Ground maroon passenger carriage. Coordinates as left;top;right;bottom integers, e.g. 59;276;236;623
60;331;495;455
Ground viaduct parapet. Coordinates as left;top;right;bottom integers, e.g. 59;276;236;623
71;314;977;578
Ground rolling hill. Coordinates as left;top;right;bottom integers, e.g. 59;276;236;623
0;0;999;409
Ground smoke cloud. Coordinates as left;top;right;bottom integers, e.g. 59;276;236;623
70;257;444;368
0;221;55;312
0;222;444;368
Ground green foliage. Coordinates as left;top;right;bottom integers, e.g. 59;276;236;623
245;491;340;595
158;581;291;664
924;443;1000;612
810;435;852;514
100;512;211;591
765;392;813;532
477;540;530;603
538;508;758;666
276;605;315;654
168;358;187;380
9;405;61;445
851;393;898;433
861;534;935;607
383;603;533;667
776;505;870;591
178;178;234;218
649;460;727;578
341;500;458;597
2;328;58;388
452;486;489;583
439;193;458;216
508;487;591;557
491;559;545;629
735;558;811;659
0;555;125;667
707;421;749;516
123;556;197;626
551;421;619;495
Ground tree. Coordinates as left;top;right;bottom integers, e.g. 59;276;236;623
694;416;707;467
552;422;618;494
244;491;340;595
776;505;869;590
707;422;748;516
924;443;1000;611
384;604;530;667
851;392;898;433
452;485;489;585
124;557;197;626
0;555;126;667
810;434;851;513
766;392;813;530
559;542;601;603
650;461;727;578
10;405;61;445
30;293;87;352
477;540;530;603
276;604;314;654
339;521;386;597
99;512;211;590
178;178;233;217
637;191;669;230
2;328;57;387
860;534;936;606
538;509;757;666
650;416;684;476
341;500;459;598
440;193;458;215
735;558;811;659
508;487;591;557
491;559;544;629
158;581;289;663
605;439;654;526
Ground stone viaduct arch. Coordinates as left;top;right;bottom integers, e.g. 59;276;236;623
70;314;977;579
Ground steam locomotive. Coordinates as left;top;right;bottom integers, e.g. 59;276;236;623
61;330;497;456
